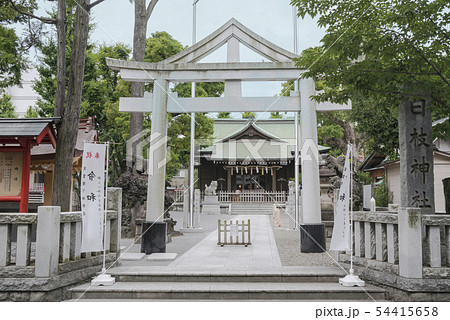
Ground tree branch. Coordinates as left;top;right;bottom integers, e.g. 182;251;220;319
380;27;450;88
88;0;107;10
7;0;57;24
146;0;159;20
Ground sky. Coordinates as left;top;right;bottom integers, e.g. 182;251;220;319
30;0;326;116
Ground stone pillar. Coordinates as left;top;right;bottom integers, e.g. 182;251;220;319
35;206;60;277
194;189;201;228
182;186;189;228
107;187;122;260
142;78;168;254
398;207;423;278
398;100;435;214
224;37;241;97
299;78;325;253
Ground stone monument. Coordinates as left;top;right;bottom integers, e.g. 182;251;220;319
398;100;435;213
202;181;220;214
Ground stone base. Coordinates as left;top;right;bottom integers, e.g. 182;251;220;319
202;204;220;215
91;273;115;286
300;223;326;253
146;253;177;261
180;227;204;233
141;222;166;254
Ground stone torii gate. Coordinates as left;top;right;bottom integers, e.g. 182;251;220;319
107;18;350;254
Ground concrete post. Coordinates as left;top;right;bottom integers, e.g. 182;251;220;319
107;187;122;260
194;189;201;228
35;206;60;277
398;207;423;278
142;78;169;254
299;78;325;253
183;186;190;228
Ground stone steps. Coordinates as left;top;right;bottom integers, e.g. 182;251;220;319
69;267;386;301
70;281;385;301
230;203;274;215
107;266;346;283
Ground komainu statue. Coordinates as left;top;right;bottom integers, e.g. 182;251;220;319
204;181;218;196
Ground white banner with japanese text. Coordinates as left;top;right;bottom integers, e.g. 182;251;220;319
329;146;351;251
80;143;106;252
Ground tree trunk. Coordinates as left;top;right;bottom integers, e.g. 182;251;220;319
129;0;149;172
54;0;66;118
52;0;91;211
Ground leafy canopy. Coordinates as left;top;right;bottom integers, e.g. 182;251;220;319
292;0;450;153
0;0;39;88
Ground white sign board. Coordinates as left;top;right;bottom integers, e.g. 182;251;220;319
80;143;106;252
330;147;351;251
230;224;238;238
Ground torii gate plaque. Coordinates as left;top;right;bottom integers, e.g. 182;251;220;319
107;19;350;254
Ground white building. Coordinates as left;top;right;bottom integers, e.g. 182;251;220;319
4;67;41;117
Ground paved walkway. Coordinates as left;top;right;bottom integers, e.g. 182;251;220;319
167;215;281;270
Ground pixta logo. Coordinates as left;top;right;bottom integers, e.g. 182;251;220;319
126;129;169;175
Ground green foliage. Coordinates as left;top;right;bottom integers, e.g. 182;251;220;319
280;81;294;97
24;105;40;118
0;93;16;118
141;32;222;179
374;179;393;207
217;112;231;118
0;0;39;88
145;31;185;63
350;95;399;156
292;0;450;132
270;112;283;119
32;6;133;181
358;171;372;185
242;112;256;119
172;82;224;98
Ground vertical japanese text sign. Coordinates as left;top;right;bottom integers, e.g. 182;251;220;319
330;146;351;251
81;143;106;252
399;100;435;214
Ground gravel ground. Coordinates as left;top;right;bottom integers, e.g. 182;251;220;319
270;211;338;267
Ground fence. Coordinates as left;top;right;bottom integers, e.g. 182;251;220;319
0;188;122;301
339;208;450;299
217;219;251;246
218;191;286;203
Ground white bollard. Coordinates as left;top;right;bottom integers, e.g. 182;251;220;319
370;197;376;211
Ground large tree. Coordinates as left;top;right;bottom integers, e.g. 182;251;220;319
128;0;159;172
10;0;107;211
292;0;450;155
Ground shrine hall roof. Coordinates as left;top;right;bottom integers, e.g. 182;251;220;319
0;118;58;138
201;119;330;162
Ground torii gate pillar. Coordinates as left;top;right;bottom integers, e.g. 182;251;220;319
299;78;326;253
141;78;169;254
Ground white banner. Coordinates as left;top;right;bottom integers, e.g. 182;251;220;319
80;143;106;252
330;145;351;251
